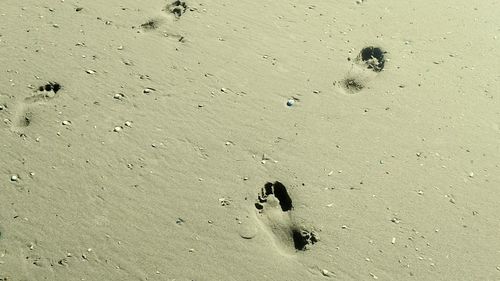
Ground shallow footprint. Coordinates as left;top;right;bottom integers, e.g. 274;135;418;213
253;181;317;256
9;82;62;134
339;46;387;94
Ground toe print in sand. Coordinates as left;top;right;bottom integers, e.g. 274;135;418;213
164;0;188;19
254;181;318;255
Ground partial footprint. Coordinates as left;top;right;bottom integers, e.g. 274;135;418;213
137;1;188;41
11;102;33;131
254;181;318;255
9;81;62;134
138;17;185;42
339;46;387;94
25;81;61;103
163;0;188;18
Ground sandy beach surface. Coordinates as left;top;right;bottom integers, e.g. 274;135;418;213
1;0;500;280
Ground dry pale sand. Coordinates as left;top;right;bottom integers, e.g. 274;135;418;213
1;0;500;280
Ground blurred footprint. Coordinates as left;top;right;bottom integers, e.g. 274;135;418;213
10;82;61;134
163;0;188;19
339;46;387;94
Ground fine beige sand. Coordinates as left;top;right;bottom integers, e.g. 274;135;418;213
1;0;500;280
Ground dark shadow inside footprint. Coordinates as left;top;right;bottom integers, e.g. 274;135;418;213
292;228;317;251
359;46;386;72
257;181;293;212
38;82;61;94
263;182;273;196
273;182;293;212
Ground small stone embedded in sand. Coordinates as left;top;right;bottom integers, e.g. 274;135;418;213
86;69;96;74
113;126;123;132
286;99;295;106
143;88;155;94
113;93;124;100
10;174;19;182
321;269;331;277
124;121;132;127
62;120;71;126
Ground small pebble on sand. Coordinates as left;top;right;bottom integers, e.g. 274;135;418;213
10;174;19;182
143;88;155;94
286;99;295;106
321;269;331;276
113;126;123;132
